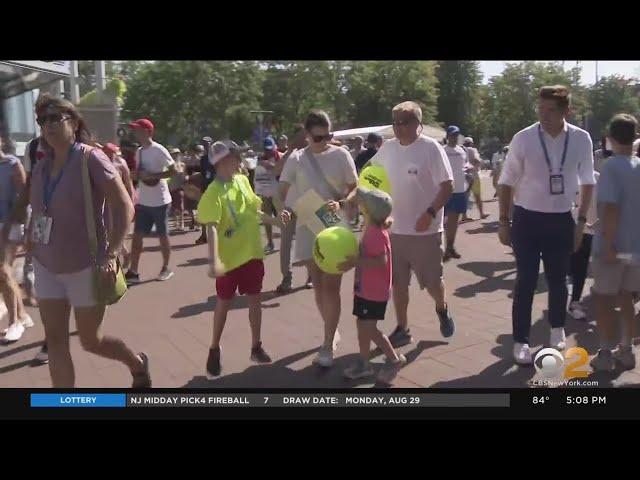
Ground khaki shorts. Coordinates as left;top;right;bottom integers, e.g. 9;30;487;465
390;232;444;290
592;257;640;296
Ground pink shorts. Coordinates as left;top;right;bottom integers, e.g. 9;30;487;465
216;259;264;300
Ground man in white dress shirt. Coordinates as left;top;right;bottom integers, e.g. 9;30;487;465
498;85;595;365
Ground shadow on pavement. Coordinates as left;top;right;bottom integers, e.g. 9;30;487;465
0;331;78;373
172;290;282;318
177;257;210;268
454;261;550;300
0;360;34;375
428;307;629;388
465;220;500;235
142;243;197;253
183;340;448;389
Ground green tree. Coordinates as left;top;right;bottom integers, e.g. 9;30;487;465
482;61;586;143
345;61;439;127
436;61;483;137
586;75;640;138
122;61;263;147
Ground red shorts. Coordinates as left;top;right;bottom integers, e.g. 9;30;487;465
216;259;264;300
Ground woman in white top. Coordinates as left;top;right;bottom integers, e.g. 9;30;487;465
279;110;358;368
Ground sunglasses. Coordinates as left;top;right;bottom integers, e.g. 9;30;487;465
392;119;413;127
311;133;333;143
36;113;71;127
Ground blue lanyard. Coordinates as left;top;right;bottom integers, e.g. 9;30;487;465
538;124;570;173
224;177;246;229
43;143;75;213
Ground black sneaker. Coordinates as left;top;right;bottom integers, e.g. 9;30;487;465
276;275;293;295
388;326;414;348
125;270;140;285
443;250;452;262
437;305;455;338
206;347;221;378
33;344;49;366
250;342;272;363
131;352;152;388
445;247;461;260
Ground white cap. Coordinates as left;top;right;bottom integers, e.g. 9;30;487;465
464;137;474;144
209;140;239;165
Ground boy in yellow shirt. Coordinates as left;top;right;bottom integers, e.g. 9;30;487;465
197;140;282;378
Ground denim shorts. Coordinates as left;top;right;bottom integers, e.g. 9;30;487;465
134;204;170;236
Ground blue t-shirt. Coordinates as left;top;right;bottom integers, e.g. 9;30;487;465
593;154;640;257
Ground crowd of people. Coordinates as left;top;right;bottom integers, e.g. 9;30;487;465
1;83;639;387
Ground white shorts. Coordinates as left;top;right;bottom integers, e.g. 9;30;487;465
0;223;25;243
33;258;97;308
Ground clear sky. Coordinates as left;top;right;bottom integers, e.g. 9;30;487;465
479;61;640;85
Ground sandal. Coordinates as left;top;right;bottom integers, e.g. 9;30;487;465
131;352;152;388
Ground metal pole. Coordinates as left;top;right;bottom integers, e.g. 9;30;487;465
595;61;599;84
69;61;80;104
95;60;106;103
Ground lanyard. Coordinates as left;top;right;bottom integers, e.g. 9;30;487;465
224;177;246;230
538;124;569;174
43;143;75;213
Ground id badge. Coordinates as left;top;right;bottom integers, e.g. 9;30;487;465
549;174;565;195
32;214;53;245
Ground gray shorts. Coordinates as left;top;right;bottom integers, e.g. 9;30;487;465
592;257;640;295
33;258;97;308
390;232;444;290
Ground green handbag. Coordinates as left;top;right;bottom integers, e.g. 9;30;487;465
81;146;128;305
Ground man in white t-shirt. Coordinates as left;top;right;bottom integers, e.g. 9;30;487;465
125;118;177;284
443;125;469;261
355;101;456;348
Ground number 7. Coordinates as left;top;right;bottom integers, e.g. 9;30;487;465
264;396;269;404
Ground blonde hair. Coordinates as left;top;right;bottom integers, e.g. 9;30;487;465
392;101;423;123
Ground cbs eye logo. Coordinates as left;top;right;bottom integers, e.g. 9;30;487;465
534;347;591;379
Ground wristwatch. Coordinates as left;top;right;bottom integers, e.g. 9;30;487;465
427;207;436;218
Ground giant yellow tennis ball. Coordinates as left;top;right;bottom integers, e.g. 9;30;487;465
359;165;391;195
313;226;359;274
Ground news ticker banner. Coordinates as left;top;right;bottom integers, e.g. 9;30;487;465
30;393;510;408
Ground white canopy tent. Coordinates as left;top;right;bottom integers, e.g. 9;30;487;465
333;124;446;142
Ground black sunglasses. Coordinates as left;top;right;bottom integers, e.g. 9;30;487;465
36;113;71;127
392;119;412;127
311;133;333;143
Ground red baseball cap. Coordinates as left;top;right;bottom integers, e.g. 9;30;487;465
128;118;154;132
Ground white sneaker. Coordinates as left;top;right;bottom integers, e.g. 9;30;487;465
2;314;34;334
568;301;587;321
590;349;616;372
550;328;567;350
513;343;533;365
332;329;341;351
157;268;174;282
613;345;636;371
313;348;334;368
377;354;408;384
3;322;25;342
20;314;34;328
